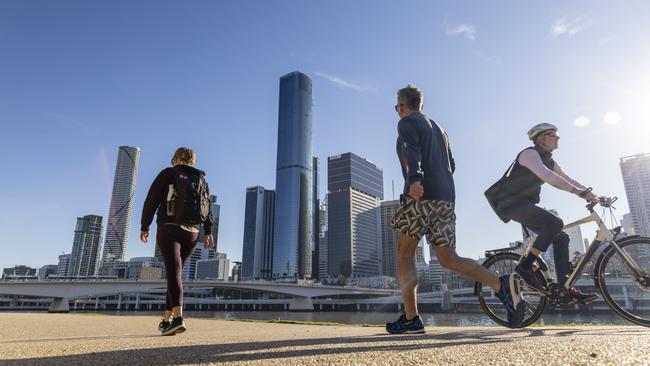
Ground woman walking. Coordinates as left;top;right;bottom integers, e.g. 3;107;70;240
140;147;214;336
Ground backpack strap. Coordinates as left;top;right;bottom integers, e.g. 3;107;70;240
500;160;517;179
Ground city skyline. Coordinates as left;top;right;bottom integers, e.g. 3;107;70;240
3;1;650;270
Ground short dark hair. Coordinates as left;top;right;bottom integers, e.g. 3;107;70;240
397;84;424;110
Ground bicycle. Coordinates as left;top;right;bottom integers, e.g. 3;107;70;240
476;196;650;328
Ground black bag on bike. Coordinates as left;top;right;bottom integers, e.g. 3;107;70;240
484;160;516;223
168;167;210;225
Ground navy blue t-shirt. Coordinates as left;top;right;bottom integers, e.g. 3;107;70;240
396;112;456;202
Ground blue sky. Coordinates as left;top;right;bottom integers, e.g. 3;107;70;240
2;1;650;270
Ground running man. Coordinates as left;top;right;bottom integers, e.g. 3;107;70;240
386;85;525;333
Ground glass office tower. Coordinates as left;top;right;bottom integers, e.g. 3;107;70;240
272;71;313;280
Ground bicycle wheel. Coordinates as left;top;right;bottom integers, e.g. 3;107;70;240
477;252;547;328
595;236;650;327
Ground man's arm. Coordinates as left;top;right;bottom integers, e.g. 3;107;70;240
518;149;581;194
445;132;455;174
552;163;587;190
397;118;424;184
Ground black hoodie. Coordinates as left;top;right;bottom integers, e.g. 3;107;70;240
140;165;214;235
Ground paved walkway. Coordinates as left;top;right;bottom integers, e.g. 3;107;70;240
0;313;648;365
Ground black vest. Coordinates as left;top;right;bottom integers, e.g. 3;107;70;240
500;146;555;204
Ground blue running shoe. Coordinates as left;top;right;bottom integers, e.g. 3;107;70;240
386;314;425;334
496;274;526;328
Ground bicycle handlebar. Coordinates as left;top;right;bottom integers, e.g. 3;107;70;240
586;196;617;212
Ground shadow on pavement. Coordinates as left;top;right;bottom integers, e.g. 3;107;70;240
2;326;643;365
1;331;511;365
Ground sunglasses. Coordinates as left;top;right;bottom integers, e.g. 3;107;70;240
394;103;403;112
542;131;559;138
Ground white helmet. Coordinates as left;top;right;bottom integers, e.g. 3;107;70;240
527;123;558;140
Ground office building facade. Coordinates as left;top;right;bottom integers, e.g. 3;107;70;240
327;153;384;278
241;186;275;279
380;200;400;278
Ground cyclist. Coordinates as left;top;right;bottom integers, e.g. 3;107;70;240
494;123;598;303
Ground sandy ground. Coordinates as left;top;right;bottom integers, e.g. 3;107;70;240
0;313;649;365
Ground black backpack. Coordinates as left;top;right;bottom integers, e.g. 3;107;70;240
167;167;210;225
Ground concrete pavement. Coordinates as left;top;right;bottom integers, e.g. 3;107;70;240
0;313;648;365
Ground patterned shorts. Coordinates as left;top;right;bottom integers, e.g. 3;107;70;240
390;196;456;248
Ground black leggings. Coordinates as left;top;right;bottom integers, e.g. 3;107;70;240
497;200;571;284
156;225;198;310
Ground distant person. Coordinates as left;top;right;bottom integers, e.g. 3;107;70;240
490;123;598;303
140;147;214;336
387;85;525;334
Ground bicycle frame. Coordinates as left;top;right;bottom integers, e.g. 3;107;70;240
523;203;646;292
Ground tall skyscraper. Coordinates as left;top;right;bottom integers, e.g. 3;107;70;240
272;71;314;280
241;186;275;279
620;153;650;236
68;215;104;277
312;156;320;279
102;146;140;263
327;153;384;278
380;200;400;278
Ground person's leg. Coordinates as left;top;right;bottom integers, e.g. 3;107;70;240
397;232;420;320
157;226;184;318
498;200;563;289
435;246;500;292
170;231;198;319
552;231;571;285
498;200;564;255
164;291;172;321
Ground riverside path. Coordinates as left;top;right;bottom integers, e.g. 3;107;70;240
0;313;648;365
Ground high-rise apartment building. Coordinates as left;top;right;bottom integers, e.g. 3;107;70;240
68;215;104;277
102;146;140;263
272;71;314;280
620;153;650;236
327;153;383;278
380;200;400;278
56;254;71;277
241;186;275;279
